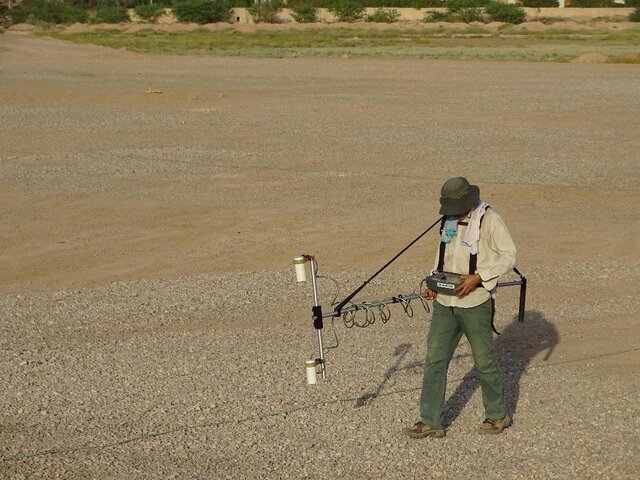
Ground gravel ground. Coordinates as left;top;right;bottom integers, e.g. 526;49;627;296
1;34;639;478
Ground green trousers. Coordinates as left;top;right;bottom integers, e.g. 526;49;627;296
420;299;507;428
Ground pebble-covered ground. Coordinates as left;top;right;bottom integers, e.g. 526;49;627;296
0;33;638;479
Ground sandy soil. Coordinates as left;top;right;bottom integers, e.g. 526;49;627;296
1;33;638;293
0;33;638;478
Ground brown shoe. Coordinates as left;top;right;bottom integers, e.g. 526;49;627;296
479;414;512;434
403;421;445;439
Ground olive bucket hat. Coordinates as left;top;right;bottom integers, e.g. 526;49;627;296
439;177;480;216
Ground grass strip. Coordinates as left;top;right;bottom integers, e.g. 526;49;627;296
39;27;640;63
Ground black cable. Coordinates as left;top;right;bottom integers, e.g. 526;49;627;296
333;216;444;315
316;274;340;307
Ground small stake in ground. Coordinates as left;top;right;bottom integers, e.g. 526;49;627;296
146;83;163;94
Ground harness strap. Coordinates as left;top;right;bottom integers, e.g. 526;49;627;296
437;217;447;273
469;254;478;276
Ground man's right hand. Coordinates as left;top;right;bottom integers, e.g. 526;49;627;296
424;288;437;301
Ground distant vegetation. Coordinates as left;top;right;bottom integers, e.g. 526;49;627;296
2;0;639;26
173;0;231;24
247;0;283;23
290;3;318;23
520;0;558;6
366;7;401;22
9;0;89;24
329;1;365;22
133;3;165;22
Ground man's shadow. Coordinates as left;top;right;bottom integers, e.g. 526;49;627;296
443;309;559;426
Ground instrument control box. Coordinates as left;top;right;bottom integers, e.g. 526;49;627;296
426;272;463;295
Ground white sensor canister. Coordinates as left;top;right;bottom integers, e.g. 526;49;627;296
294;256;307;283
305;359;318;385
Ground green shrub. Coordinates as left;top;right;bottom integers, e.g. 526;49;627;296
423;9;454;22
567;0;615;6
0;4;10;27
120;0;172;7
67;0;100;9
521;0;558;6
91;4;130;23
286;0;326;6
330;0;364;22
361;0;442;6
459;7;482;22
291;3;318;23
60;3;90;22
134;3;165;22
173;0;231;24
366;7;400;22
149;0;174;6
447;0;490;10
248;0;284;24
9;0;89;24
625;0;640;7
485;1;525;24
631;7;640;21
447;0;488;23
408;0;446;5
288;0;443;5
423;0;492;23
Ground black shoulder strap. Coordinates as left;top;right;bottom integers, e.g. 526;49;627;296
468;254;478;275
437;216;447;272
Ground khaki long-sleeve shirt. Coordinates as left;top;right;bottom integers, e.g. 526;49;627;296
432;208;517;308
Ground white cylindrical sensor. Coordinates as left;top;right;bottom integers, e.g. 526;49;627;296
294;256;307;283
305;359;318;385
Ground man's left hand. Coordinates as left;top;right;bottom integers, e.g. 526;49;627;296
455;274;482;297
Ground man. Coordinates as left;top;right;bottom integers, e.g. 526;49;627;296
404;177;517;438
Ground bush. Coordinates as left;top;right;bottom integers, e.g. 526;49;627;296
567;0;615;6
485;1;525;24
91;4;130;23
408;0;446;5
447;0;488;22
291;3;318;23
625;0;640;6
330;0;364;22
286;0;326;6
288;0;442;5
361;0;442;5
134;3;165;22
366;7;400;22
447;0;490;9
248;0;284;24
67;0;100;9
458;7;482;22
0;4;10;27
9;0;89;24
521;0;558;6
173;0;231;24
423;9;453;21
60;3;90;22
631;7;640;21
